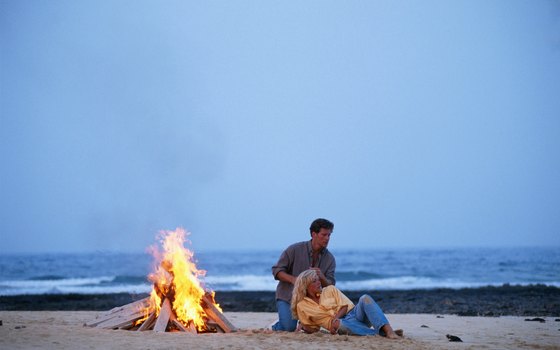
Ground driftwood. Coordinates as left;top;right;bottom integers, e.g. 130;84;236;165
100;297;150;318
95;310;145;330
85;297;150;329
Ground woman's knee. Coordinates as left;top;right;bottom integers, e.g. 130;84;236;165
359;294;375;304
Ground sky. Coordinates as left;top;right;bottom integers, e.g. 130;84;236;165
1;1;559;254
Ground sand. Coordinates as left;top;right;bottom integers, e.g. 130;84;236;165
1;311;559;350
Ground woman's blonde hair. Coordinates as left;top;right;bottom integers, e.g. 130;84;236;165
290;269;320;319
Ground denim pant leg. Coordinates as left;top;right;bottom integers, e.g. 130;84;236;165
353;295;390;332
339;295;389;336
339;308;376;336
272;299;297;331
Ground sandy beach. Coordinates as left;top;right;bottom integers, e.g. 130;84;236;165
1;286;559;349
1;311;558;350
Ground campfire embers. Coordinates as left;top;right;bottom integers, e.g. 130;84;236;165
86;228;236;333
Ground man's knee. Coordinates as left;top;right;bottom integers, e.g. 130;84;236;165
282;318;297;331
277;317;297;331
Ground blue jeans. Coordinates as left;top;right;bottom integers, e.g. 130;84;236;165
338;295;389;336
272;299;297;331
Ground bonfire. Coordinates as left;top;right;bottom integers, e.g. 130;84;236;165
86;228;236;333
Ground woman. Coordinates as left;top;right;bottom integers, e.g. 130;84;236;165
291;269;402;338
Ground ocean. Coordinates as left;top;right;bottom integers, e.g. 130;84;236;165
0;247;558;296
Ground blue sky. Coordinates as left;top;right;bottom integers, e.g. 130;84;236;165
1;1;559;253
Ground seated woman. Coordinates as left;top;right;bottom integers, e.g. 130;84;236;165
291;269;402;338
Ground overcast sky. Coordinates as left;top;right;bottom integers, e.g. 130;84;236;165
1;1;559;253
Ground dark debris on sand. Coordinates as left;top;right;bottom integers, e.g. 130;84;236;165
446;334;463;342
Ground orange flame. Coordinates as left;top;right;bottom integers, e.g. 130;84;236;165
144;228;213;331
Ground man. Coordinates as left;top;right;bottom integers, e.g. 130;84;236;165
270;218;336;331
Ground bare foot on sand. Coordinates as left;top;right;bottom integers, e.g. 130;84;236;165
381;324;403;339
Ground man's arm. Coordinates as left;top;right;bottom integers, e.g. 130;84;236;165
313;255;336;287
272;247;293;281
275;270;296;285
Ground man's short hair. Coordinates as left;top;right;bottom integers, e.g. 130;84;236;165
309;218;334;234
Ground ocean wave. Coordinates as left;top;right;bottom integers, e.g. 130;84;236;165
335;271;384;281
202;275;277;291
27;275;67;281
4;276;115;288
2;248;558;296
336;276;487;290
2;274;559;296
0;284;152;296
107;275;149;284
336;277;560;290
0;276;151;296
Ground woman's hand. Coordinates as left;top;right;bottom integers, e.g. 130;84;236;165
300;324;319;334
328;305;348;334
328;318;340;334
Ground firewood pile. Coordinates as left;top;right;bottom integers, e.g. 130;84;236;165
85;292;236;333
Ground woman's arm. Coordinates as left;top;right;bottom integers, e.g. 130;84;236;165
328;305;348;334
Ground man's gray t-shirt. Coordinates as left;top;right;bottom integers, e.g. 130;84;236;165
271;240;336;302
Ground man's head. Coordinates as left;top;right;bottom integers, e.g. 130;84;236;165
309;218;334;235
309;218;333;250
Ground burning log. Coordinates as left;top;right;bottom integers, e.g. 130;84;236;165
86;228;237;333
201;294;236;333
136;312;156;331
170;311;196;334
153;298;173;332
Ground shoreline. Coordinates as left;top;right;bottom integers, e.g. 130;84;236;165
1;284;559;316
